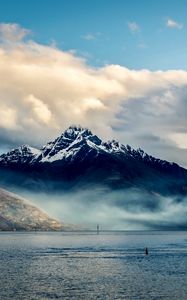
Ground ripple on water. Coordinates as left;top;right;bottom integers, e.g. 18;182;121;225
0;231;187;299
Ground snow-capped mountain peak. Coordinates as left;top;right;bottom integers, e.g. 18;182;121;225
62;125;102;145
0;144;41;166
63;125;92;139
0;125;180;173
101;139;127;154
37;126;102;163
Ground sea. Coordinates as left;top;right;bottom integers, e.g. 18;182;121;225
0;231;187;299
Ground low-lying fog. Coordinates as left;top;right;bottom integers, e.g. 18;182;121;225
14;186;187;230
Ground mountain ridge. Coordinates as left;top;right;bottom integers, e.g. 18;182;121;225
0;125;186;195
0;125;182;170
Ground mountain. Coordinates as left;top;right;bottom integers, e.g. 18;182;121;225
0;125;187;196
0;188;65;231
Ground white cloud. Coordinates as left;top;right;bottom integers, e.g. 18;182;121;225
166;18;183;29
138;43;148;49
26;94;52;124
169;133;187;149
0;23;30;43
82;33;96;40
0;106;17;129
1;23;187;166
82;32;101;41
128;22;140;33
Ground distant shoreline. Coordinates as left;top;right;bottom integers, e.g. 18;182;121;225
0;229;187;233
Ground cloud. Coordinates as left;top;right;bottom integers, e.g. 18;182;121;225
169;133;187;149
81;32;101;41
0;23;30;43
26;94;52;124
82;33;96;40
0;106;17;129
138;43;148;49
1;23;187;167
166;18;183;29
128;22;140;33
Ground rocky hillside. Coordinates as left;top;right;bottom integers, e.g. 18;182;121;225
0;188;65;231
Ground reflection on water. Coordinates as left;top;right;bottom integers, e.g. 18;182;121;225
0;231;187;299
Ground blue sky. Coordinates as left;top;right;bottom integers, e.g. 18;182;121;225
0;0;187;69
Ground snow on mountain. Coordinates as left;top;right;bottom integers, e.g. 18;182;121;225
0;125;186;197
36;125;102;163
0;145;41;166
0;125;183;174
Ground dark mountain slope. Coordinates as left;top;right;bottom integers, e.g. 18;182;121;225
0;126;186;196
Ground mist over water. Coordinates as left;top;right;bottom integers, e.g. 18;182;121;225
14;186;187;230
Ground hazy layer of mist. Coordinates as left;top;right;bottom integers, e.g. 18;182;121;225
12;186;187;230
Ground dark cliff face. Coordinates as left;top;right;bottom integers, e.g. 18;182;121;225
0;125;187;195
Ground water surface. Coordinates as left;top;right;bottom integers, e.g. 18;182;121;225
0;231;187;299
